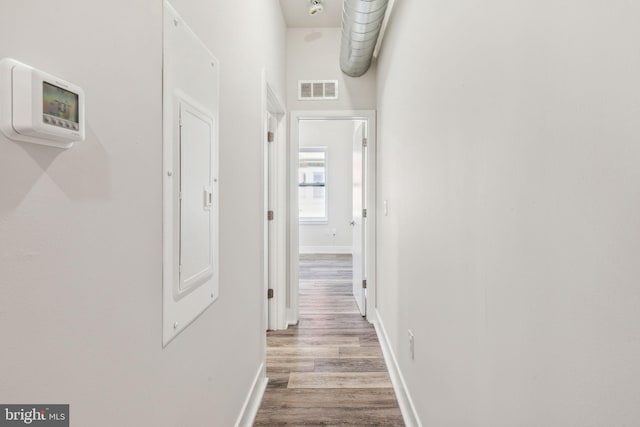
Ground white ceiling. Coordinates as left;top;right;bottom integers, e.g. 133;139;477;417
279;0;344;28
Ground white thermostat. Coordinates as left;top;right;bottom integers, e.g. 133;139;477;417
0;58;85;148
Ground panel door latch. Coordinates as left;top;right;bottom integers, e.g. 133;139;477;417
203;187;213;209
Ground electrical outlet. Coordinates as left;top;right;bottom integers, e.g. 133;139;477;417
408;330;415;360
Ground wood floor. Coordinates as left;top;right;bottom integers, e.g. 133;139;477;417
255;254;404;426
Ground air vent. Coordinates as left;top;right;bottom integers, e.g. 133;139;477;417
298;80;339;100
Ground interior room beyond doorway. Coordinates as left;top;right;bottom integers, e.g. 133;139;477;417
298;119;362;256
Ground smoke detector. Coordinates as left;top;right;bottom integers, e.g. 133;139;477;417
309;0;323;16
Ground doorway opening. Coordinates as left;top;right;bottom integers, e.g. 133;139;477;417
289;111;377;326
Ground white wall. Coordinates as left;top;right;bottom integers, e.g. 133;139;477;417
376;1;640;426
299;120;355;253
0;1;285;426
287;28;376;111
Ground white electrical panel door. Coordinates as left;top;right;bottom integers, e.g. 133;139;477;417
163;0;219;346
179;103;214;292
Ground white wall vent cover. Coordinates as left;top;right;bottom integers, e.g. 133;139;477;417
298;80;338;100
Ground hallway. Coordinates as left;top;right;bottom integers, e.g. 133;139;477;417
3;1;640;425
255;254;404;425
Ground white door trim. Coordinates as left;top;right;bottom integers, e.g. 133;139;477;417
289;110;377;325
262;72;287;332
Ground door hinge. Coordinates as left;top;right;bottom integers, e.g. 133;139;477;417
362;137;368;147
362;279;367;289
267;288;274;299
268;210;274;221
362;208;367;218
267;131;274;143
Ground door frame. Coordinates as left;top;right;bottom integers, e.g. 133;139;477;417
262;73;287;332
289;110;377;325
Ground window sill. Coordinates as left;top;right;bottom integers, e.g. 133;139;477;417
300;219;329;225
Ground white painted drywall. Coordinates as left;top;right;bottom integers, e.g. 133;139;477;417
287;28;376;111
376;1;640;426
0;1;285;426
299;120;355;253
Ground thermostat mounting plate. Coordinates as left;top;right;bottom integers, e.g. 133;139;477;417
0;58;85;148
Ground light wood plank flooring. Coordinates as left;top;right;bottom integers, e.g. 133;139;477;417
255;254;404;426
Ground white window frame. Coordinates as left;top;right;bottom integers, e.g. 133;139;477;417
298;146;328;224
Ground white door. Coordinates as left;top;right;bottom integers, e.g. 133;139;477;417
352;122;366;316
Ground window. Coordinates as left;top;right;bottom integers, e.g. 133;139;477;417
299;147;327;222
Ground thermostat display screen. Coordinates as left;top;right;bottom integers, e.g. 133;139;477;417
43;82;79;128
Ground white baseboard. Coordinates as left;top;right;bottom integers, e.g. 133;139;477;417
374;312;423;427
286;308;299;329
299;245;352;254
234;362;268;427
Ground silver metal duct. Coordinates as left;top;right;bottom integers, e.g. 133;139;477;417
340;0;389;77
